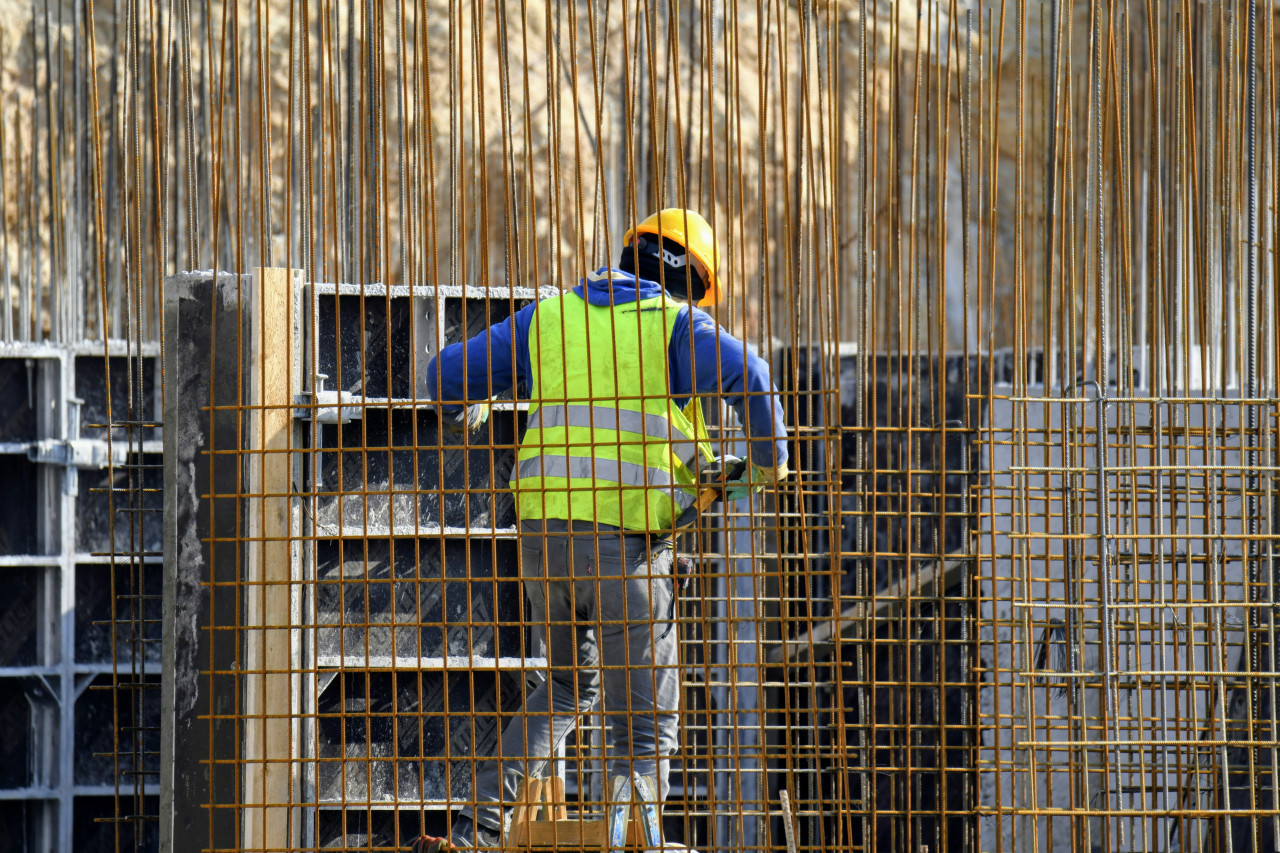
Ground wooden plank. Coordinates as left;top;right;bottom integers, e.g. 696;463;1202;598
629;806;647;845
508;812;528;848
524;819;642;848
525;819;604;848
548;775;568;821
527;777;546;821
509;776;544;847
242;268;300;852
509;810;528;846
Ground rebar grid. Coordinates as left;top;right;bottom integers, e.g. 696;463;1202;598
0;0;1275;850
156;265;840;852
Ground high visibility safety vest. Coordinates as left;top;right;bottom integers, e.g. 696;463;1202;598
511;289;715;531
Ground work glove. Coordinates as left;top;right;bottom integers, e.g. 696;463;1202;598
442;402;491;435
722;460;791;502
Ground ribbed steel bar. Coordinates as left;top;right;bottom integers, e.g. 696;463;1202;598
0;1;1276;852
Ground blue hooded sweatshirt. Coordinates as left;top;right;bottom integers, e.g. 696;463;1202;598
426;267;789;468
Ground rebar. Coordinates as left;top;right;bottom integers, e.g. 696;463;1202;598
0;1;1276;852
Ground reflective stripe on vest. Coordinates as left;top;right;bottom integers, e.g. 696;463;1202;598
525;404;699;464
515;455;697;509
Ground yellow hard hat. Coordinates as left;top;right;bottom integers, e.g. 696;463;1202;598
622;209;724;306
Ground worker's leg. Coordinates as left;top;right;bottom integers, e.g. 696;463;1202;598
463;520;601;835
591;532;680;801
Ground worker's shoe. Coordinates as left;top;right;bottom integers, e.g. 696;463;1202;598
409;816;501;852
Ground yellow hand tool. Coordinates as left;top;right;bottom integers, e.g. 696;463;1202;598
673;455;748;530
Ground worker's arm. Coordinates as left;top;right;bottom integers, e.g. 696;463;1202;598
425;301;537;410
669;307;789;470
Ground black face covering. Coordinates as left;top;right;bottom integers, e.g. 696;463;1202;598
618;236;706;303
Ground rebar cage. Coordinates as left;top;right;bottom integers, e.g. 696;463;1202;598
0;1;1277;852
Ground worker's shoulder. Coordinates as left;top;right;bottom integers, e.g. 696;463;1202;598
683;304;724;335
522;289;569;317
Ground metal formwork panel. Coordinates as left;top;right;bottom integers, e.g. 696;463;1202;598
304;282;537;842
0;344;162;852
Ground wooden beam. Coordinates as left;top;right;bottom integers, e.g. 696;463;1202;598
242;268;301;851
768;557;970;664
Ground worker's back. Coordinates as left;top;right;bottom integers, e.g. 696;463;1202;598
511;288;709;532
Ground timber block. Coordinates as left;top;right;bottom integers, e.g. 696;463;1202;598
507;776;648;850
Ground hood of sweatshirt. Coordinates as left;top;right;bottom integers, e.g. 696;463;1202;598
572;266;671;307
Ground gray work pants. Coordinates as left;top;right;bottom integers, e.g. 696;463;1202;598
464;519;680;835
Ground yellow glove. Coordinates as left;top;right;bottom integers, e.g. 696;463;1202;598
443;402;491;435
751;461;791;485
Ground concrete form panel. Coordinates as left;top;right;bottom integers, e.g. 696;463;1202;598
0;360;38;442
0;799;53;851
315;669;524;805
312;409;520;533
0;344;161;850
0;457;43;555
314;537;523;664
74;562;162;664
0;684;35;789
74;673;160;787
74;355;160;442
72;795;159;852
75;455;163;555
0;568;46;666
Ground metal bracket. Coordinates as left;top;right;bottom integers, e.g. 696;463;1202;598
73;673;97;701
606;774;632;852
19;674;61;707
26;397;127;495
293;374;363;492
27;438;129;470
293;372;361;425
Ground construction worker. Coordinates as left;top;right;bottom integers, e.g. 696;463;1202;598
411;209;790;852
